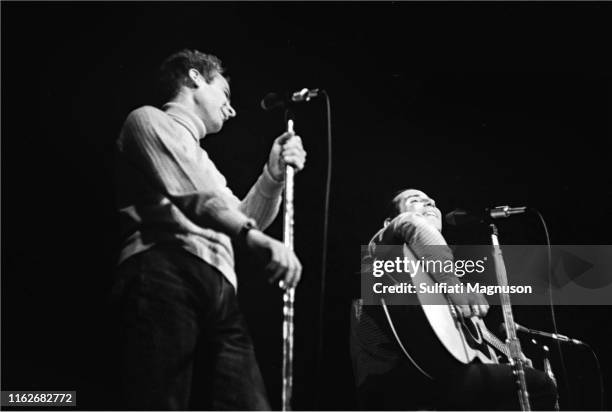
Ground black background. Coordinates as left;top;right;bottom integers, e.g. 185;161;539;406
2;2;611;410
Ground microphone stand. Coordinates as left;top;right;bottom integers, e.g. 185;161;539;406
282;110;296;411
490;224;531;411
541;345;561;411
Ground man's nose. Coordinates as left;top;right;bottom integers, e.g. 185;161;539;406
224;104;236;118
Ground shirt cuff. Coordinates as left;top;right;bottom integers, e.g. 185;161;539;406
257;164;285;198
228;215;256;238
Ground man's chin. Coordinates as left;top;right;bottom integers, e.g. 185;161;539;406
209;122;223;134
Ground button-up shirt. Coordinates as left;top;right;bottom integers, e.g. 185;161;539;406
115;102;284;289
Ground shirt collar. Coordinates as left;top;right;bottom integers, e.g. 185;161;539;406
163;102;207;141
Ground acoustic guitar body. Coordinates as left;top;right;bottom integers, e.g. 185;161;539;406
382;245;500;379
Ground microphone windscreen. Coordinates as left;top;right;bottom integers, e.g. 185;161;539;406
445;209;468;226
260;92;282;111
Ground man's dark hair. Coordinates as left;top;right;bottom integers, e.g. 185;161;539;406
158;49;224;101
385;188;417;220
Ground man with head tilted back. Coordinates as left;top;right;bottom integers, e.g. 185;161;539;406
350;188;558;410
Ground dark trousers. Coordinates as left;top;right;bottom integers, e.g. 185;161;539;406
436;363;558;411
109;246;270;410
355;361;557;411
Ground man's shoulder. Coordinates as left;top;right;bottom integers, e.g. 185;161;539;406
375;213;431;243
368;226;387;245
124;105;167;125
120;106;177;140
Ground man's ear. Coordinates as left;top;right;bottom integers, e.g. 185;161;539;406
187;68;201;87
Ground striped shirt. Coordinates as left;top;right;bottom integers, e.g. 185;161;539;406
115;102;284;289
369;213;454;277
366;212;462;289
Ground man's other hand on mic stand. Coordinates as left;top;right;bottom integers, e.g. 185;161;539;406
267;131;306;181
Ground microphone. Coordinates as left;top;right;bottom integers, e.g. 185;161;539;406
445;205;527;226
501;322;585;345
260;88;320;111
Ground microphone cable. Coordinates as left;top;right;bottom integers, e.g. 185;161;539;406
533;208;573;409
313;90;332;410
582;342;605;411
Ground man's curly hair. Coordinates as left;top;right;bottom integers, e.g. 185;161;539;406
158;49;225;101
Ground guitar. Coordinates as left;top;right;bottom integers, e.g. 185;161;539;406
380;245;531;379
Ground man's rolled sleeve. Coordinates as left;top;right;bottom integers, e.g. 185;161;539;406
259;164;285;198
238;165;284;230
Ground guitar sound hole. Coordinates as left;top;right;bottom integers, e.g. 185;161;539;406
459;318;483;345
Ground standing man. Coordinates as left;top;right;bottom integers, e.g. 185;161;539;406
350;189;557;410
112;49;306;410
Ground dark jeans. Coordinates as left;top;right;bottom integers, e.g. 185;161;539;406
109;246;270;410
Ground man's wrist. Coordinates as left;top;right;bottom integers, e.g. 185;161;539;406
238;219;259;245
265;163;284;183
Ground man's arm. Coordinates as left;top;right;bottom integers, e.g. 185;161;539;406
385;212;489;317
236;131;305;230
387;212;460;285
237;165;283;230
